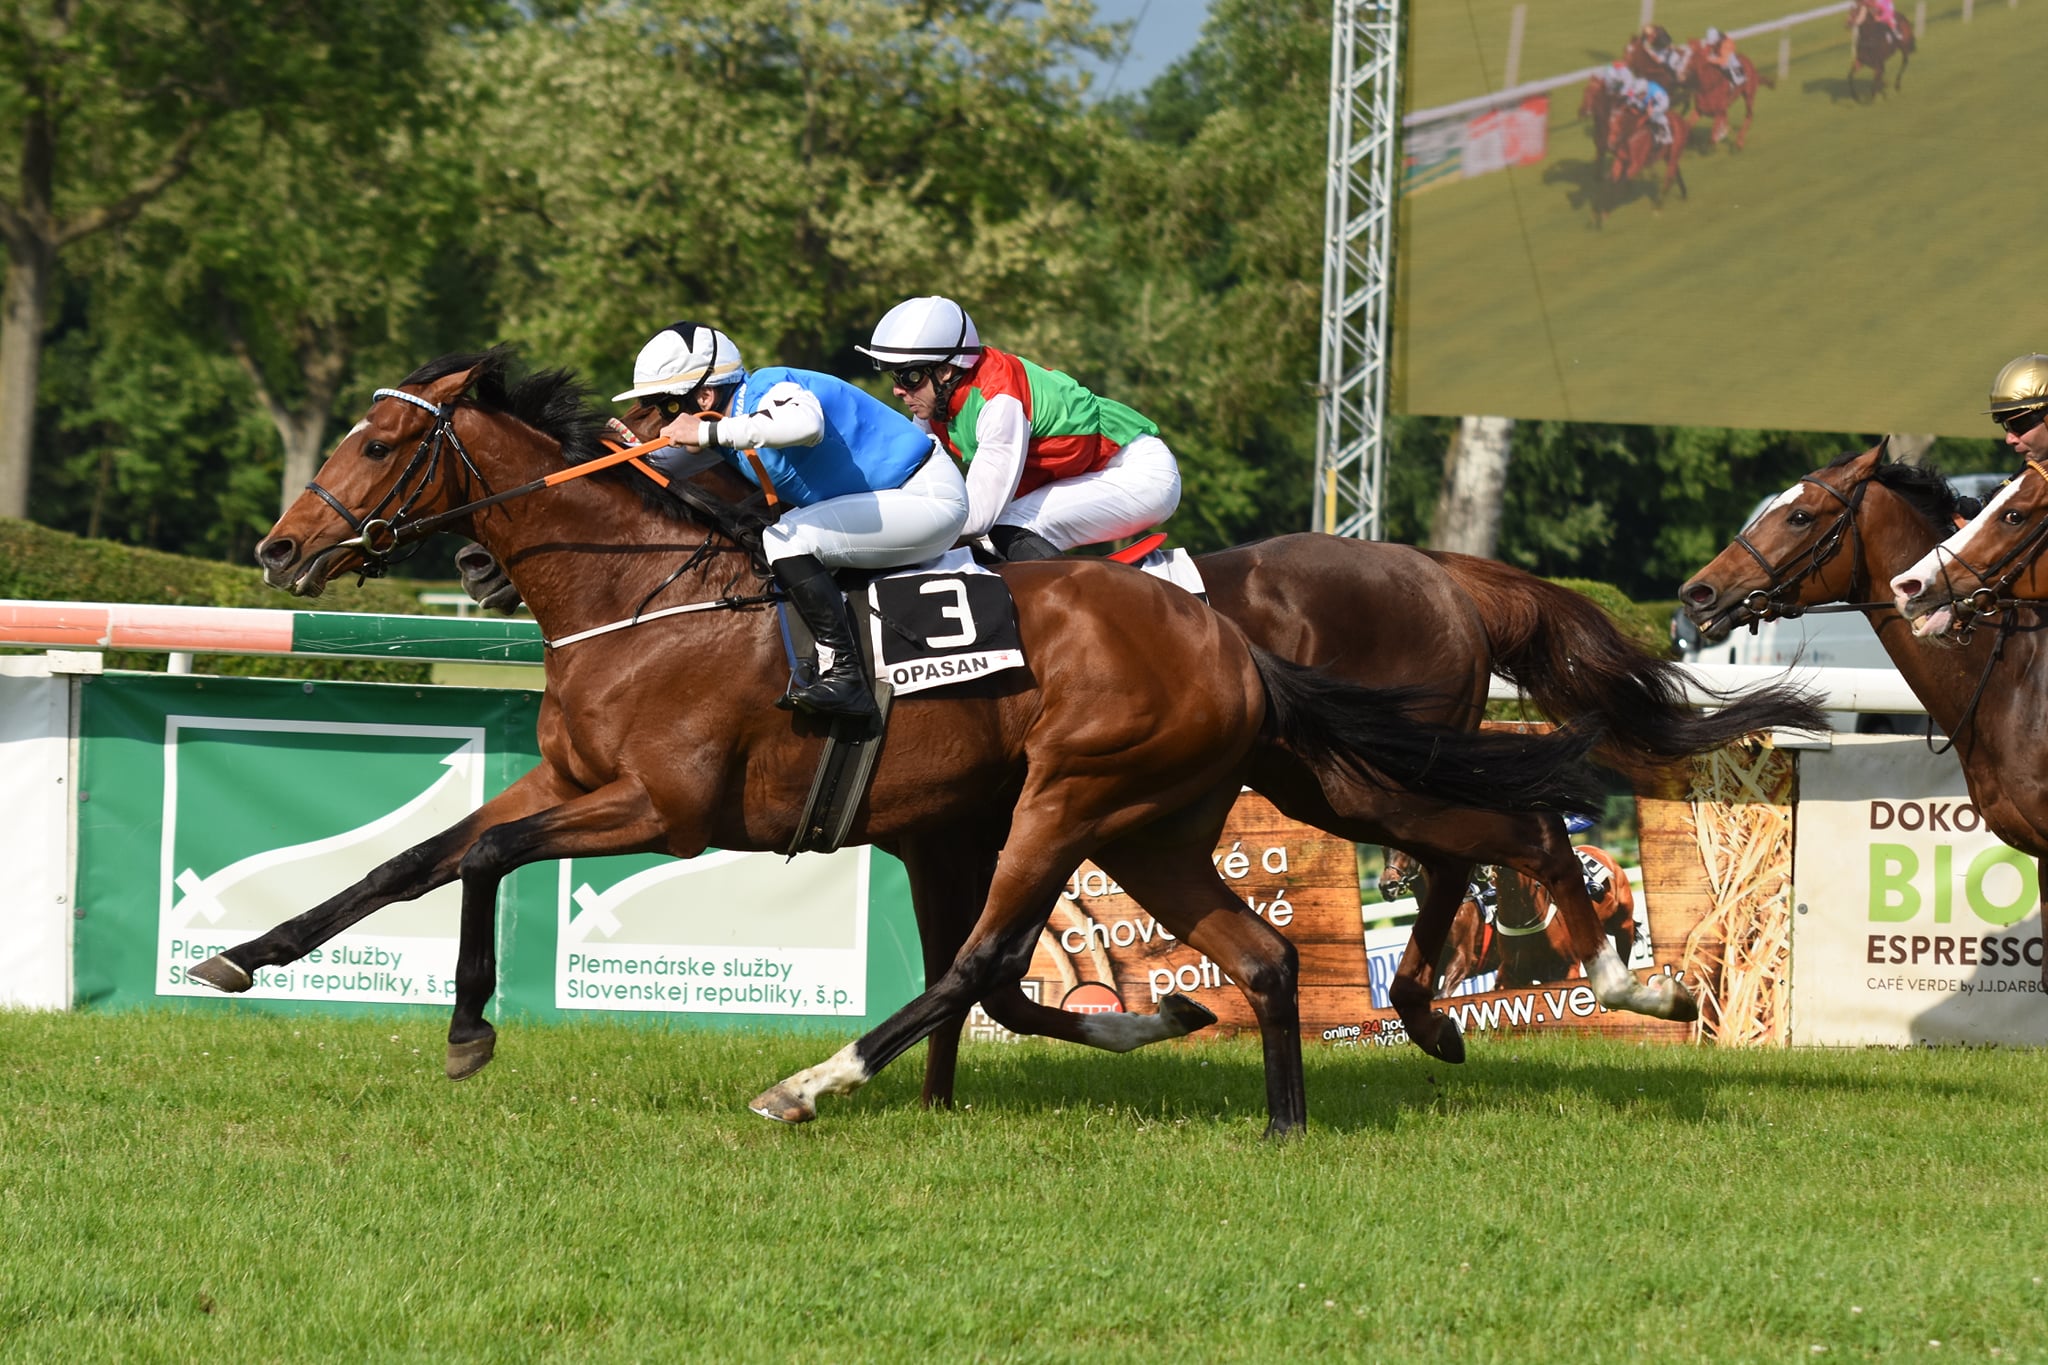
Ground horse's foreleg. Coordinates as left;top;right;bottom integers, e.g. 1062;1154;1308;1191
185;764;578;993
442;777;673;1080
749;857;1068;1126
1386;854;1478;1064
896;832;996;1109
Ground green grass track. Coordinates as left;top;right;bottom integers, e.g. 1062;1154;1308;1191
1398;0;2047;436
3;1010;2046;1360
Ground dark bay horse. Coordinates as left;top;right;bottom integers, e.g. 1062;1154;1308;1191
193;351;1616;1137
1847;4;1914;101
1680;445;2048;947
939;533;1826;1077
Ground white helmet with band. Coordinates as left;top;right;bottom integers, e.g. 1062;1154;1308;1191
612;321;744;403
856;296;982;371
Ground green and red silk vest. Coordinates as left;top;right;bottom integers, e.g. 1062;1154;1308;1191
935;348;1160;497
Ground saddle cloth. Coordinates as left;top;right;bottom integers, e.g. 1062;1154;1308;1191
854;543;1208;698
866;549;1027;696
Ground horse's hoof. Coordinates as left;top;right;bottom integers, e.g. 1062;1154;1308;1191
749;1083;816;1124
445;1032;496;1081
1261;1116;1307;1141
185;955;252;994
1662;978;1701;1024
1418;1011;1467;1064
1157;993;1218;1036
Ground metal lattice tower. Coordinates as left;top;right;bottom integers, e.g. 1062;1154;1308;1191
1312;0;1401;540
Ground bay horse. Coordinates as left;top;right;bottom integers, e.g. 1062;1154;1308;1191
1679;444;2048;977
192;350;1622;1137
1684;40;1769;150
1847;3;1914;102
1380;844;1639;995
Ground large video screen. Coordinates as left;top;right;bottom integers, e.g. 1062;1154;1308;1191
1394;0;2038;436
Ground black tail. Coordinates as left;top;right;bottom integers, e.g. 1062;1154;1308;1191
1250;649;1612;814
1425;551;1830;770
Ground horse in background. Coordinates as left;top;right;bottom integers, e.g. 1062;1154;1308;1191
1600;101;1690;222
1847;2;1914;100
1491;845;1638;987
1681;444;2048;980
1624;25;1690;101
1380;843;1640;996
1684;38;1771;150
1578;75;1615;167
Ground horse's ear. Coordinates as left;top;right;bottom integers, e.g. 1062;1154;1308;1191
416;365;482;409
1877;433;1892;462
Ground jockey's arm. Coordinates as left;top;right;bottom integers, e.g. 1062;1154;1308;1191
711;380;824;450
959;392;1030;539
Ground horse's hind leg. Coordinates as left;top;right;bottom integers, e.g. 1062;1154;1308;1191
184;764;579;993
441;777;673;1079
1097;855;1306;1137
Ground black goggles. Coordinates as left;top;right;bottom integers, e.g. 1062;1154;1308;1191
639;393;691;419
889;365;936;391
1998;407;2047;438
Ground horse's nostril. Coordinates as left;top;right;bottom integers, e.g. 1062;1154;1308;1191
1681;582;1713;607
1894;577;1923;599
256;537;297;570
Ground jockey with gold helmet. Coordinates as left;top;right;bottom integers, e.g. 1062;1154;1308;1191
857;297;1180;563
1988;353;2048;463
622;321;969;721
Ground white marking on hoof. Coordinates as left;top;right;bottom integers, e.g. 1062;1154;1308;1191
1588;945;1700;1020
750;1042;869;1123
1075;993;1217;1052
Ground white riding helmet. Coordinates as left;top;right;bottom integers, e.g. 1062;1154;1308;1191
856;296;983;371
612;321;744;402
1704;26;1723;44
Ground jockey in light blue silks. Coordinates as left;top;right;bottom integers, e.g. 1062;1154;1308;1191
617;321;968;721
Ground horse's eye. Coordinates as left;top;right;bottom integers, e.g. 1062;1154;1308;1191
2004;508;2027;526
1786;510;1812;528
365;441;392;461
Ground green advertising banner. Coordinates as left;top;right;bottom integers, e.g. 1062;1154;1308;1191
73;672;924;1033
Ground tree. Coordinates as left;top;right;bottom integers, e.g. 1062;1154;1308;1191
0;0;499;523
1429;416;1513;556
459;0;1115;389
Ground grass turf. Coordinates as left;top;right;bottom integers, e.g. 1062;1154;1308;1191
1397;0;2044;436
4;1010;2047;1360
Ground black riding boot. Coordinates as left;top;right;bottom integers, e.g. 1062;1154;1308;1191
987;525;1063;562
772;554;878;721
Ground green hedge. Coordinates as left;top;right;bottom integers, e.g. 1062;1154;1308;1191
0;518;437;683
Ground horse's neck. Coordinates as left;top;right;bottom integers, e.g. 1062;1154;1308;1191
464;431;761;642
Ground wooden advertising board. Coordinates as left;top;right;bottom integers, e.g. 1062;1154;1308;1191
976;738;1796;1052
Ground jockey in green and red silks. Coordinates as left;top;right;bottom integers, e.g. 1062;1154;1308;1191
858;296;1181;563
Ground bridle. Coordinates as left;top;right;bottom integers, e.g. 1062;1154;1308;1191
300;382;779;646
307;388;494;576
1909;457;2048;626
1727;472;1871;628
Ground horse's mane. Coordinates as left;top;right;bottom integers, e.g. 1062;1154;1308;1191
1823;447;1966;533
402;347;768;549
